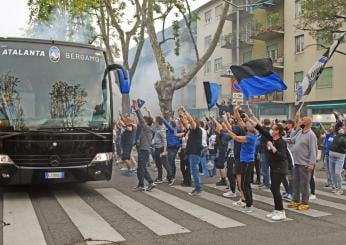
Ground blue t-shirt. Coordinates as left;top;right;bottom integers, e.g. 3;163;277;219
240;134;257;163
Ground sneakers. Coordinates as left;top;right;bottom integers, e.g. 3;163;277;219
335;189;344;195
132;186;146;192
266;210;277;218
163;177;169;183
309;194;317;200
146;182;156;191
188;189;202;196
232;199;246;208
222;191;237;198
254;179;262;185
216;179;227;186
297;204;310;211
168;179;175;186
288;201;300;208
271;211;286;221
241;206;253;213
154;179;163;184
122;170;135;176
282;193;293;202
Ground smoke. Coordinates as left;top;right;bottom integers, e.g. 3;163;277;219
130;38;196;116
26;8;96;44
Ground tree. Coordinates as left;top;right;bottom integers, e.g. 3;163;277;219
140;0;230;118
27;0;146;113
297;0;346;42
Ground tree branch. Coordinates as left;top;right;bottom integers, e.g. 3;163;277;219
174;3;230;90
175;0;199;61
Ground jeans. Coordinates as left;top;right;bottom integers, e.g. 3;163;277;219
329;153;345;189
293;165;312;204
240;162;254;207
208;154;217;177
200;148;209;177
154;147;172;181
137;149;153;187
168;147;179;178
259;153;270;187
189;154;202;191
270;172;286;211
325;154;332;185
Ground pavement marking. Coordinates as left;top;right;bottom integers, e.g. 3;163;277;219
177;185;291;223
310;198;346;211
211;185;331;218
54;190;125;244
3;192;47;245
250;185;331;217
145;188;245;228
315;190;346;201
96;188;189;236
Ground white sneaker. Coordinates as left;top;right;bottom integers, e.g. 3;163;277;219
232;199;245;207
335;189;344;195
266;210;278;218
120;167;128;171
223;191;236;198
241;206;253;213
271;211;286;221
309;194;317;200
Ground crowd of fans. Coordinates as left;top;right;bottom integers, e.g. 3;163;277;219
113;100;346;221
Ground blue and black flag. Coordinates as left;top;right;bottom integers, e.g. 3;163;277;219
203;81;220;110
230;58;287;100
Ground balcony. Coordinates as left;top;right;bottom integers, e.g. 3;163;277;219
250;13;284;41
221;32;254;50
251;0;282;10
272;56;284;69
220;64;233;78
225;8;253;21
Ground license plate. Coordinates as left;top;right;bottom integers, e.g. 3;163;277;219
45;172;64;179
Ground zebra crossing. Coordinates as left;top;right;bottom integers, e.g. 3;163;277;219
1;182;346;245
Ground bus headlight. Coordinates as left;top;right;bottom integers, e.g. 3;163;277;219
0;155;14;164
92;153;113;162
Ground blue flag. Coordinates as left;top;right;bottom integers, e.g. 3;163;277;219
129;99;145;114
230;58;287;100
118;69;131;94
203;81;220;110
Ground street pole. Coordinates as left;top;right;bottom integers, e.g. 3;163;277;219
236;8;240;65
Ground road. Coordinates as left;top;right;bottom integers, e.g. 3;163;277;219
0;164;346;245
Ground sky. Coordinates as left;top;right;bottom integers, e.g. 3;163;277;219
0;0;211;38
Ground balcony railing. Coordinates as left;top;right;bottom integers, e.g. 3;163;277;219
272;56;284;69
220;63;233;78
250;91;284;103
221;32;254;50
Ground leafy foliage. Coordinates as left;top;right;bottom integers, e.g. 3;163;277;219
297;0;346;41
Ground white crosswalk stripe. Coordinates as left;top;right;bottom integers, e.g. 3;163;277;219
54;190;125;244
211;185;331;218
176;185;292;223
315;190;346;201
96;188;190;235
3;192;47;245
145;188;245;228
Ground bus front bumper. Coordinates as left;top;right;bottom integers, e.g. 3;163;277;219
0;161;112;185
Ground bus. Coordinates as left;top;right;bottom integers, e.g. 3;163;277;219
0;37;123;184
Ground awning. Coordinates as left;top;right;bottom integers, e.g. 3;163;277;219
306;103;346;110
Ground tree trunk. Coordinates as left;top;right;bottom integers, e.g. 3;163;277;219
121;94;131;115
155;80;174;119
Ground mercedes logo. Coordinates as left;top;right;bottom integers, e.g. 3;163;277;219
49;155;61;167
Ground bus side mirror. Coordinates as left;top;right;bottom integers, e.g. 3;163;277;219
103;64;131;94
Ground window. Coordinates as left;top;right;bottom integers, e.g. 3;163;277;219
204;35;212;49
295;35;304;53
215;4;223;21
214;57;223;72
244;22;252;43
316;67;333;89
205;10;212;24
204;60;211;74
243;49;252;63
267;44;278;59
295;0;303;18
294;71;304;91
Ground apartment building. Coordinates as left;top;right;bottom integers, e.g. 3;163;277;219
196;0;345;120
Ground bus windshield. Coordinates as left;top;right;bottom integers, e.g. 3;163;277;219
0;40;110;131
